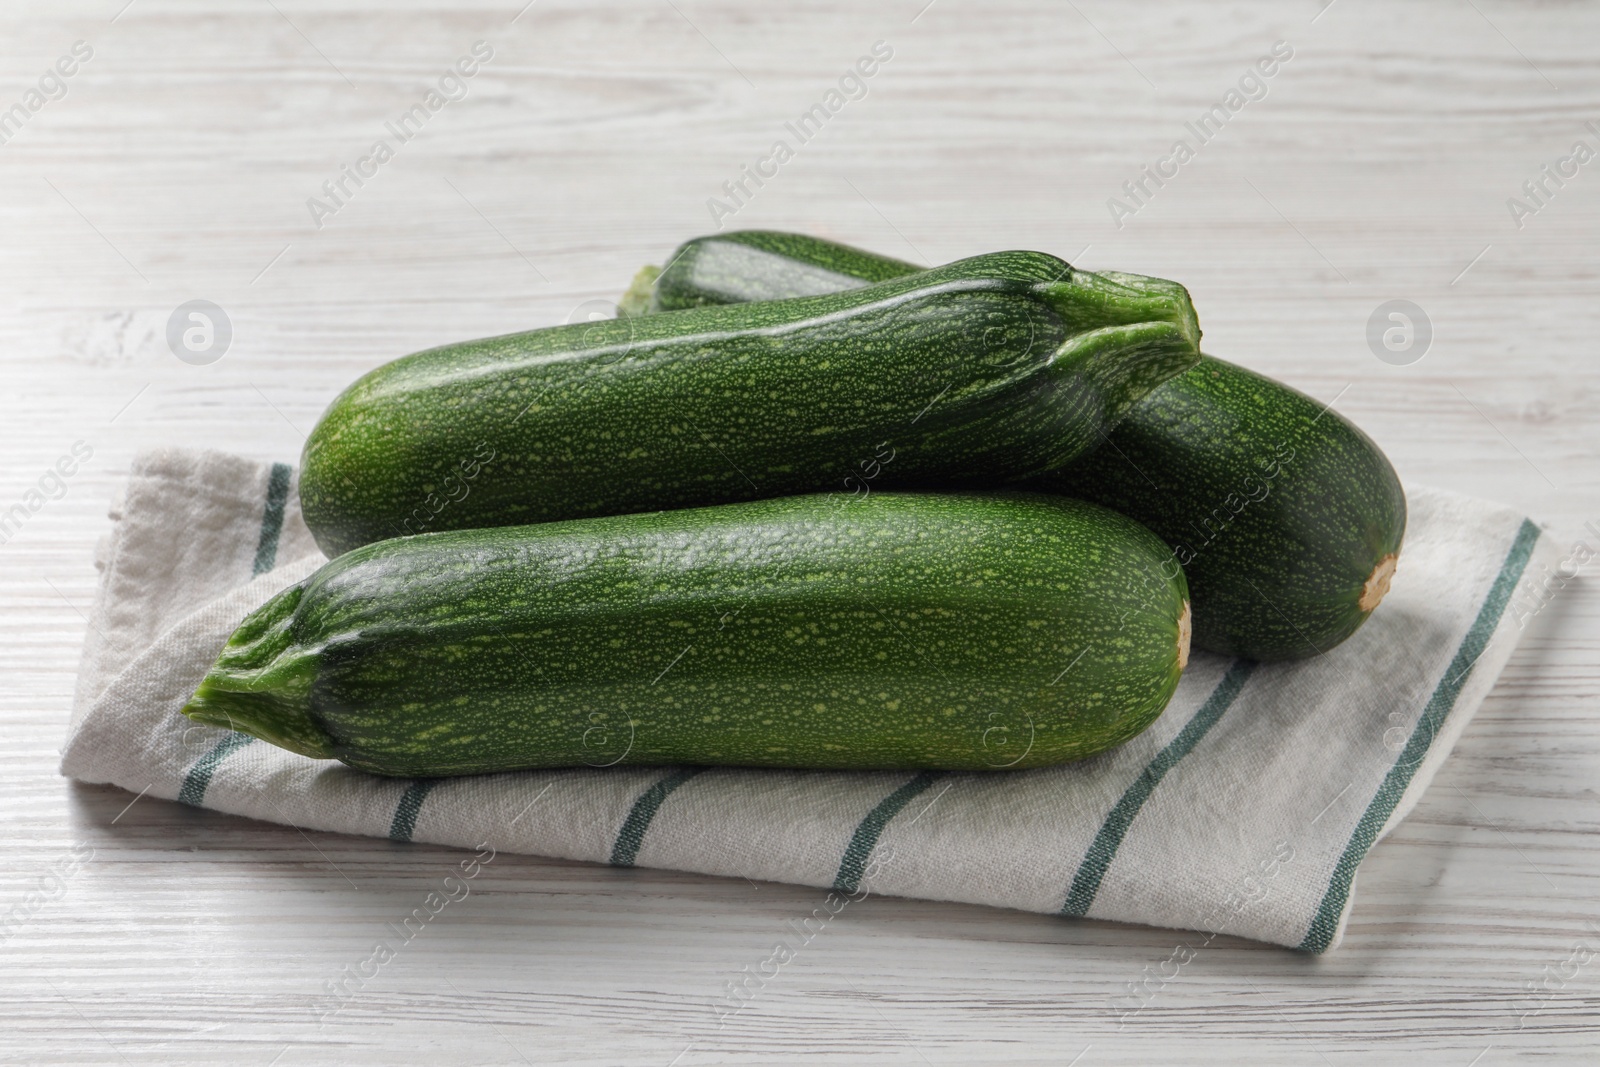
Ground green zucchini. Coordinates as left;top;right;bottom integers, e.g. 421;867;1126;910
299;251;1200;557
183;493;1191;775
302;251;1203;559
1037;359;1404;660
632;231;1407;660
634;229;915;313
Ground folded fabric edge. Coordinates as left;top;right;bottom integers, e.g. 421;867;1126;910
1295;517;1548;953
58;553;326;784
69;450;300;733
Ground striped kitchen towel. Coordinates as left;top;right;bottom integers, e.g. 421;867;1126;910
61;448;1556;952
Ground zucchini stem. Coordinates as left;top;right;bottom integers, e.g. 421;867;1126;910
181;581;336;759
1039;268;1201;351
1038;268;1203;428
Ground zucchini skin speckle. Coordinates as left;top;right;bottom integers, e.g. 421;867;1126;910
637;231;1407;661
299;250;1200;557
183;493;1189;776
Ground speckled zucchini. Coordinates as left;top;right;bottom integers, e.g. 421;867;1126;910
631;231;1407;660
182;493;1192;775
623;230;916;314
299;251;1200;557
1037;358;1405;660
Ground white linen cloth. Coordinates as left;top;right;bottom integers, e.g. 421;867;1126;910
61;449;1554;951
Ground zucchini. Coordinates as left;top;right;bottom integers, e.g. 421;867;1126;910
1038;359;1405;660
633;231;1407;660
641;229;914;312
183;493;1191;775
299;251;1200;557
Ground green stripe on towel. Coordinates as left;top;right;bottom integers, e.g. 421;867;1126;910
1298;517;1540;953
1061;659;1257;917
178;733;255;807
251;462;293;576
833;771;942;894
611;768;704;867
389;779;439;842
177;464;294;809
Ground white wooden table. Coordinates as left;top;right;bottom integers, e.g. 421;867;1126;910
3;1;1596;1062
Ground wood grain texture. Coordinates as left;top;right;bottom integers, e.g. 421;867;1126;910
1;0;1596;1062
